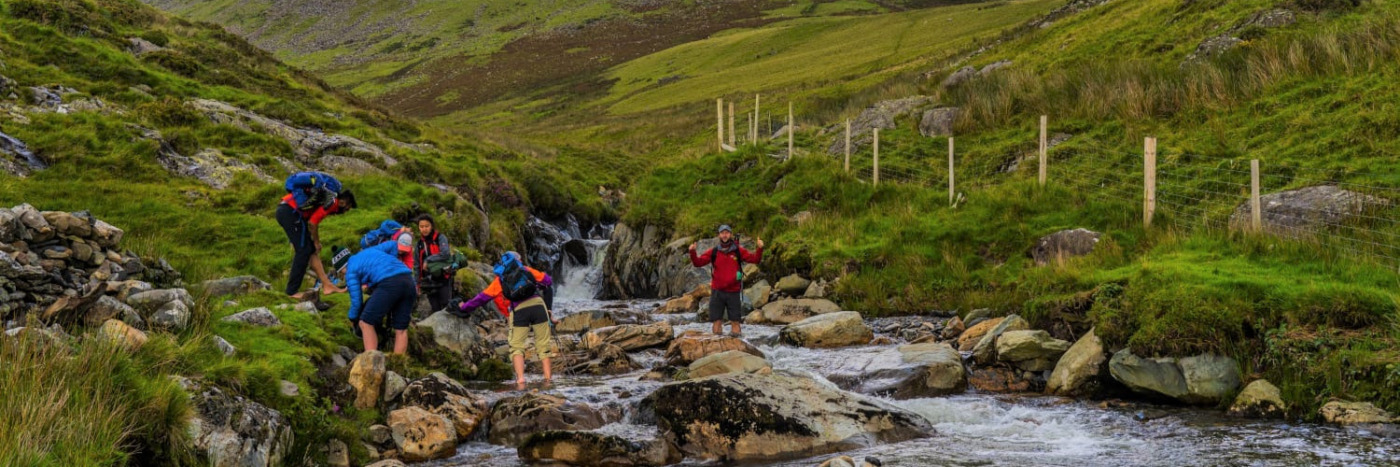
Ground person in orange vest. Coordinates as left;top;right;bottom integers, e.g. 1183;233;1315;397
457;252;557;390
689;224;763;337
277;172;355;299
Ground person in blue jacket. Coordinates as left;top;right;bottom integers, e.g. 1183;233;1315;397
333;241;418;354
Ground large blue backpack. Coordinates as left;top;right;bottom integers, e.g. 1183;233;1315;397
359;220;403;249
284;172;342;210
499;258;539;302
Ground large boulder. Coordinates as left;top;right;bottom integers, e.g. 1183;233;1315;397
743;280;773;310
1228;380;1287;419
582;322;673;351
919;107;960;137
489;393;606;447
643;371;935;462
1319;401;1397;425
664;331;764;366
688;350;773;379
201;276;271;298
415;311;490;359
1046;328;1110;397
1031;229;1101;266
555;310;618;333
970;315;1029;365
177;377;293;467
773;274;811;297
387;406;457;462
994;330;1070;372
125;288;194;313
779;311;873;348
150;300;192;331
1229;185;1387;235
518;431;681;467
828;343;966;399
757;298;842;325
98;318;147;350
399;373;488;439
1108;350;1241;405
658;295;700;314
221;307;281;327
349;351;386;409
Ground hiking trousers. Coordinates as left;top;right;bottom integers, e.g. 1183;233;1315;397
508;297;553;359
276;204;314;295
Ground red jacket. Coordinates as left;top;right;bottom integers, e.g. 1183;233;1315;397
690;245;761;293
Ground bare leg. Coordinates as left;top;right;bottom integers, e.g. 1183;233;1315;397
308;254;344;295
730;321;742;336
712;321;723;335
359;321;378;352
542;358;552;384
512;354;527;389
393;330;408;355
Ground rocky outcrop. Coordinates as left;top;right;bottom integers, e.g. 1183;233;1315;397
919;107;960;137
187;99;396;170
518;431;681;467
688;350;773;379
827;96;934;155
489;393;606;447
779;311;873;348
664;331;764;366
200;276;271;298
602;223;697;299
1046;328;1110;397
399;373;488;439
349;351;386;409
1319;401;1396;425
828;343;966;399
994;330;1070;372
155;146;275;190
1228;185;1387;235
643;371;934;462
177;377;293;467
1228;380;1287;419
1108;350;1241;405
221;307;281;327
387;406;457;462
414;311;491;360
581;321;673;351
754;298;842;325
1031;229;1101;266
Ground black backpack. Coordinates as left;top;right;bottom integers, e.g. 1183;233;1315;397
500;262;539;302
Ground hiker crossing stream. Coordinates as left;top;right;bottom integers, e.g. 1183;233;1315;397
417;236;1397;466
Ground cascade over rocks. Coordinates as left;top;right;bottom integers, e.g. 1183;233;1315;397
642;371;935;462
489;392;606;447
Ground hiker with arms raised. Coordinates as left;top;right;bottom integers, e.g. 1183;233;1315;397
457;252;556;389
337;241;417;355
689;224;763;337
278;171;355;300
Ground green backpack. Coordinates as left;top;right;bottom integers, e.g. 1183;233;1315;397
425;249;469;277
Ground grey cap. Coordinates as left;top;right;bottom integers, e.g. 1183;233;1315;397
717;224;733;233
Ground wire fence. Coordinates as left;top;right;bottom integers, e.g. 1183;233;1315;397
713;99;1400;270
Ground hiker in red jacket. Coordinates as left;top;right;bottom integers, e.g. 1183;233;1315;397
689;224;763;337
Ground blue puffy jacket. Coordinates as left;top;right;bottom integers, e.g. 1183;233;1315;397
346;241;414;320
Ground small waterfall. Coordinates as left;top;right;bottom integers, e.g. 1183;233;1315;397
0;131;45;170
555;238;609;303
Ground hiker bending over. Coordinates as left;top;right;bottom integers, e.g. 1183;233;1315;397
458;252;556;389
414;214;454;313
689;224;763;337
278;171;355;300
339;241;417;354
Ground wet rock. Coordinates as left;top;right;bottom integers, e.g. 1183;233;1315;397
919;107;960;137
774;274;811;297
400;373;488;439
489;393;606;447
1229;185;1386;235
759;298;842;325
1031;228;1101;266
1319;401;1397;425
177;377;293;467
1108;350;1240;405
559;342;642;376
957;317;1003;351
1047;328;1109;397
213;335;235;356
415;311;489;358
643;371;934;462
518;430;681;466
99;318;147;350
221;307;281;327
1229;380;1286;419
829;343;966;399
688;350;773;379
658;295;699;314
664;330;764;366
349;351;386;409
743;280;772;309
556;310;618;334
971;315;1029;364
387;406;457;462
201;276;271;297
968;367;1041;393
601;223;743;300
780;311;873;348
582;321;672;351
994;330;1070;372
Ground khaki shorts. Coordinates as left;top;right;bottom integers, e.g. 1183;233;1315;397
507;297;553;359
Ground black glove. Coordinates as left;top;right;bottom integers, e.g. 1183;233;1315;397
448;296;465;312
348;318;362;338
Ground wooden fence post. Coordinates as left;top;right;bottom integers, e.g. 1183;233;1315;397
1038;115;1048;187
1143;137;1157;229
873;128;880;186
728;102;735;147
1251;159;1262;231
754;95;760;144
787;102;794;160
844;119;851;173
716;99;724;152
948;137;956;205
